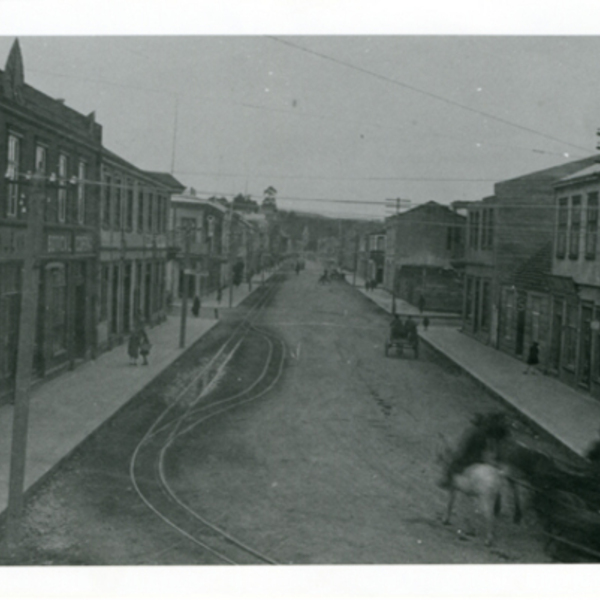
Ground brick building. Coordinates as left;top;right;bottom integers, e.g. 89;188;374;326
0;40;103;401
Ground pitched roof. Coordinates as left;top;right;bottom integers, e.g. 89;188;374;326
142;171;186;192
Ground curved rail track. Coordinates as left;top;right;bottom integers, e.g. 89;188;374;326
129;273;287;565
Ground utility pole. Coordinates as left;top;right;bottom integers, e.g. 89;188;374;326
178;225;191;349
353;229;359;287
228;202;234;308
5;173;45;549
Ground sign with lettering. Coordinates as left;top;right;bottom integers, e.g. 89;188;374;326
47;234;71;253
75;234;93;253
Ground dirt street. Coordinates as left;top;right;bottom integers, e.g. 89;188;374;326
8;264;565;564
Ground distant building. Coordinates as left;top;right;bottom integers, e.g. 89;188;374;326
357;228;385;283
166;192;226;302
384;201;465;312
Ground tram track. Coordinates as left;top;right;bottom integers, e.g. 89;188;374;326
129;273;287;565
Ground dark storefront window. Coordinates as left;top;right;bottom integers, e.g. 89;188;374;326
465;277;473;321
565;303;578;368
481;280;491;330
100;264;109;322
48;265;67;356
0;264;21;395
503;288;515;340
579;305;592;387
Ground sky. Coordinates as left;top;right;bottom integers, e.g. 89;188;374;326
1;22;600;221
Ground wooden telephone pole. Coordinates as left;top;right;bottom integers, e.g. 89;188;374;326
178;225;192;349
5;173;45;548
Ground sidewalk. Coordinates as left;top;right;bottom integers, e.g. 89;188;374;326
349;272;461;322
350;275;600;459
0;270;274;516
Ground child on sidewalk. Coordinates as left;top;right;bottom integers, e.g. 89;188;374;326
524;341;539;374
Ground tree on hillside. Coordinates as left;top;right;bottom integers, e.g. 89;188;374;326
263;186;278;211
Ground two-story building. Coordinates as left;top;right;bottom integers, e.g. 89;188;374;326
463;156;600;353
547;164;600;398
0;40;103;401
384;201;465;312
357;228;385;284
166;192;226;303
97;149;184;351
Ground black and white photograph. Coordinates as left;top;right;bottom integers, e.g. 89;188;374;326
1;1;600;598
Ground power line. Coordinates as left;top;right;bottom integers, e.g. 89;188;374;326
268;36;594;156
26;62;587;163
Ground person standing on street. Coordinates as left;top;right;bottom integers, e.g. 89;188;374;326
523;341;539;374
418;294;426;314
127;329;140;366
192;295;201;318
139;326;151;366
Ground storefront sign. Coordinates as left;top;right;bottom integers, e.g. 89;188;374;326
75;234;93;253
47;234;71;253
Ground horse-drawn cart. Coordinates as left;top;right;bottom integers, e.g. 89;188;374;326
385;331;419;358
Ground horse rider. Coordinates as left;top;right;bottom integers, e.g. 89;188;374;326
440;412;510;489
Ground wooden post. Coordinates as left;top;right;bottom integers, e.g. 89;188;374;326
5;174;45;549
179;227;190;348
228;204;234;308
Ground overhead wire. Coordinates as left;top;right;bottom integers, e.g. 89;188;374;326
267;36;595;156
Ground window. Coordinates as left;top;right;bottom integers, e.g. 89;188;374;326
586;192;598;259
102;175;111;229
465;277;473;321
57;154;68;223
126;181;134;232
481;210;488;249
114;179;122;230
481;280;491;330
156;196;163;233
487;208;494;249
556;197;568;259
77;161;86;225
137;189;144;232
100;264;109;321
6;134;20;217
148;193;154;233
569;195;581;259
470;211;480;250
35;145;47;175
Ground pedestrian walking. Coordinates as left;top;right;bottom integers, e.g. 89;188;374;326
216;287;222;304
523;341;539;374
418;294;426;314
139;327;151;366
423;316;430;331
192;295;201;318
127;330;140;366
